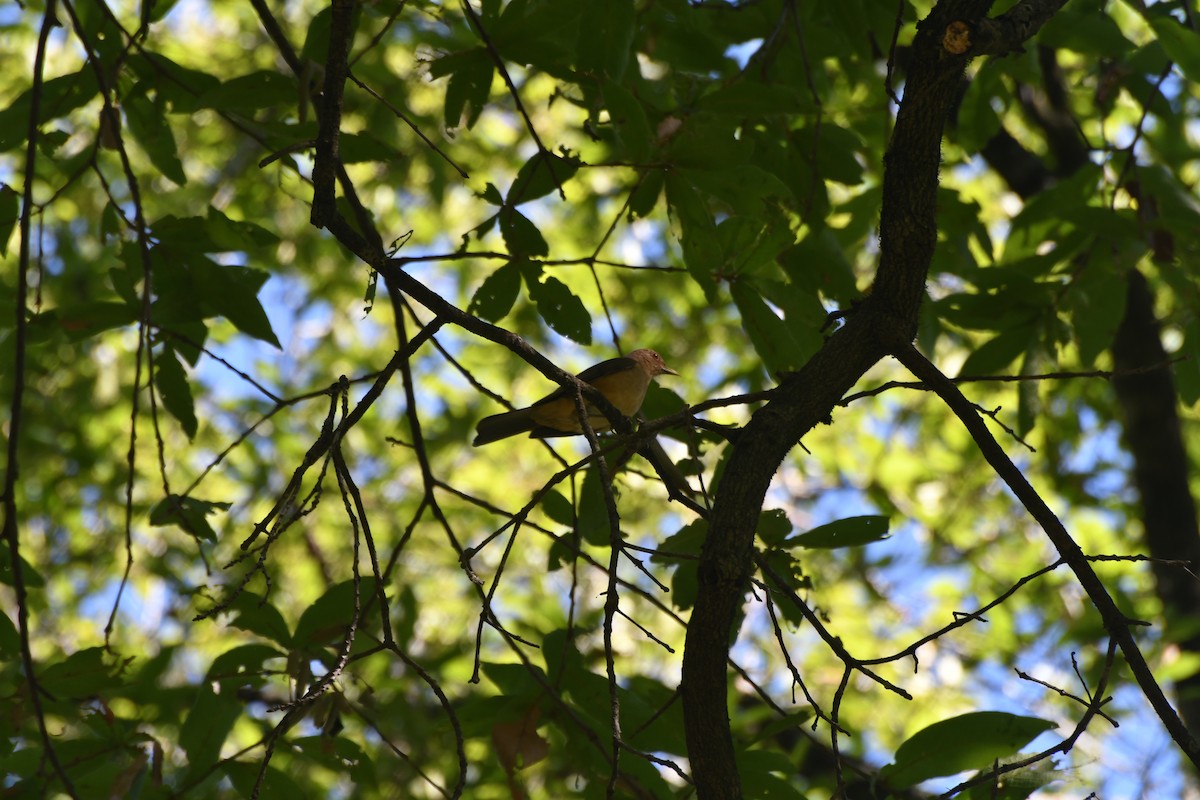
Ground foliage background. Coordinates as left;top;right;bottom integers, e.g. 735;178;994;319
2;0;1199;797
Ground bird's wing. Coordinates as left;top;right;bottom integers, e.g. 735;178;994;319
528;356;636;408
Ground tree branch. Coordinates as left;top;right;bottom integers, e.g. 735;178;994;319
888;336;1200;769
680;0;1068;794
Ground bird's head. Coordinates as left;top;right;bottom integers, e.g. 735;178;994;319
628;349;678;377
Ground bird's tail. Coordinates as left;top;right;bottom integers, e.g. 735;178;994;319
472;408;538;446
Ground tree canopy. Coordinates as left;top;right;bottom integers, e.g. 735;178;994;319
2;0;1200;797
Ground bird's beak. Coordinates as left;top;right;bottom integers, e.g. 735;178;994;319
663;365;679;376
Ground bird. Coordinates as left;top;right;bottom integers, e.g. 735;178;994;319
472;349;678;446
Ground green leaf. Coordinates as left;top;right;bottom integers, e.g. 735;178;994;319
440;49;493;129
686;163;793;216
957;63;1004;153
44;301;139;341
128;52;221;114
149;495;231;542
628;169;664;219
779;229;858;302
508;151;581;205
227;593;293;647
652;520;707;564
0;70;99;152
578;0;636;79
784;515;890;549
541;489;576;526
155;344;198;439
737;748;809;799
293;578;382;649
602;79;652;162
959;325;1037;376
577;466;611;547
1001;165;1103;263
0;550;46;589
963;759;1061;800
500;208;550;257
123;90;187;186
1068;249;1129;366
196;70;296;112
652;520;707;610
468;261;523;321
180;684;241;774
731;279;805;376
186;257;280;347
698;83;812;116
1039;11;1132;57
666;172;718;298
491;0;581;65
0;184;17;257
225;763;307;798
300;5;334;64
145;0;182;22
1150;16;1200;84
758;549;809;624
482;660;548;700
717;214;797;276
1177;318;1200;406
480;182;504;205
757;509;793;546
1015;351;1040;439
665;118;753;170
881;711;1055;789
547;533;576;571
164;320;209;366
0;610;19;659
203;206;281;253
340;131;402;164
206;643;286;686
525;274;592;344
39;648;120;697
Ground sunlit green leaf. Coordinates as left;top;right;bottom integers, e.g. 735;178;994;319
881;712;1056;789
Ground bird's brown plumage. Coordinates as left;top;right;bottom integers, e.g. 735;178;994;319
472;349;677;446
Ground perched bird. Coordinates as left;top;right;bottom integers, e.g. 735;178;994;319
473;349;678;446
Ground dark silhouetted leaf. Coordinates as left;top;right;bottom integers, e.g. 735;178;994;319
785;515;890;549
155;344;198;439
469;261;522;321
149;495;231;542
508;152;581;205
526;274;591;343
124;91;187;185
500;208;549;257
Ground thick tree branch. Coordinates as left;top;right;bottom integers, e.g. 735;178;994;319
680;0;1066;795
